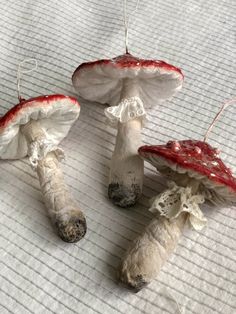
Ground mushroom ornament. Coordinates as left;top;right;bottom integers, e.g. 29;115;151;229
0;95;87;243
119;100;236;291
72;54;183;207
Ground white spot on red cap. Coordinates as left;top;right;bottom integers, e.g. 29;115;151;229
171;141;181;152
214;148;220;156
194;146;201;154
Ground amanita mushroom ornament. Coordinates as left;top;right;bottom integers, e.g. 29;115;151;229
72;0;183;207
0;93;87;243
72;53;183;208
119;99;236;291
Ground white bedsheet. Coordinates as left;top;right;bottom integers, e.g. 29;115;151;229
0;0;235;313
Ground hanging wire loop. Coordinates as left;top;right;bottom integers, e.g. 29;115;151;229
123;0;140;54
17;58;38;102
204;98;236;142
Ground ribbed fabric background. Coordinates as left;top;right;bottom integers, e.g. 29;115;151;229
0;0;235;313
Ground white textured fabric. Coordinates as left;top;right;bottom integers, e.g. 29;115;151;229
0;1;235;314
104;96;146;125
149;181;207;231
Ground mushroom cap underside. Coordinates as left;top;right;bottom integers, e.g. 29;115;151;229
0;94;80;159
72;53;183;107
139;140;236;203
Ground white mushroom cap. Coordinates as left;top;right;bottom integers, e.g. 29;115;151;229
72;53;184;108
0;94;80;159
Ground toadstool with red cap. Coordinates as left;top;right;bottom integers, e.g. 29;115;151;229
0;94;87;243
119;100;236;290
72;53;183;207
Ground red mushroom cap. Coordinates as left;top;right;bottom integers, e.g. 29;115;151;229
139;140;236;203
0;94;80;159
73;53;183;74
0;94;79;130
72;53;183;108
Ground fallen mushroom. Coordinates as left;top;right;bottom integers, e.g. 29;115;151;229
119;139;236;290
72;53;183;207
0;94;86;242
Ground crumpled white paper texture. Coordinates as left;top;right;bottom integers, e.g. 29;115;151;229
0;0;235;313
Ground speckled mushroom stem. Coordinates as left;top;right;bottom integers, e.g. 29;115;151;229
119;213;187;291
119;179;202;290
21;120;86;242
108;78;144;207
109;119;144;207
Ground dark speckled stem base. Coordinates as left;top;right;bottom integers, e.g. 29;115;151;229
55;213;87;243
37;152;87;243
108;119;143;208
108;183;141;207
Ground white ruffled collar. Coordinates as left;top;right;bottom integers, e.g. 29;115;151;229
104;96;146;126
149;181;207;231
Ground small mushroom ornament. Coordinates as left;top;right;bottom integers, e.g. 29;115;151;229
0;95;86;242
72;53;183;207
119;139;236;290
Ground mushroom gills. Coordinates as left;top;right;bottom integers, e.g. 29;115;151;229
149;154;236;205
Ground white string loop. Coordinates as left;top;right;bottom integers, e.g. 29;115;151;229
123;0;140;53
17;58;38;102
204;98;236;142
160;287;185;314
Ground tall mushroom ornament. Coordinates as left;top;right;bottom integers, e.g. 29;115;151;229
119;139;236;290
72;53;183;207
0;95;86;242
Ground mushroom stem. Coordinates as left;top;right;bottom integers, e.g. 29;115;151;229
21;120;86;242
120;78;139;99
119;213;187;291
108;78;145;207
108;118;144;207
119;180;206;290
